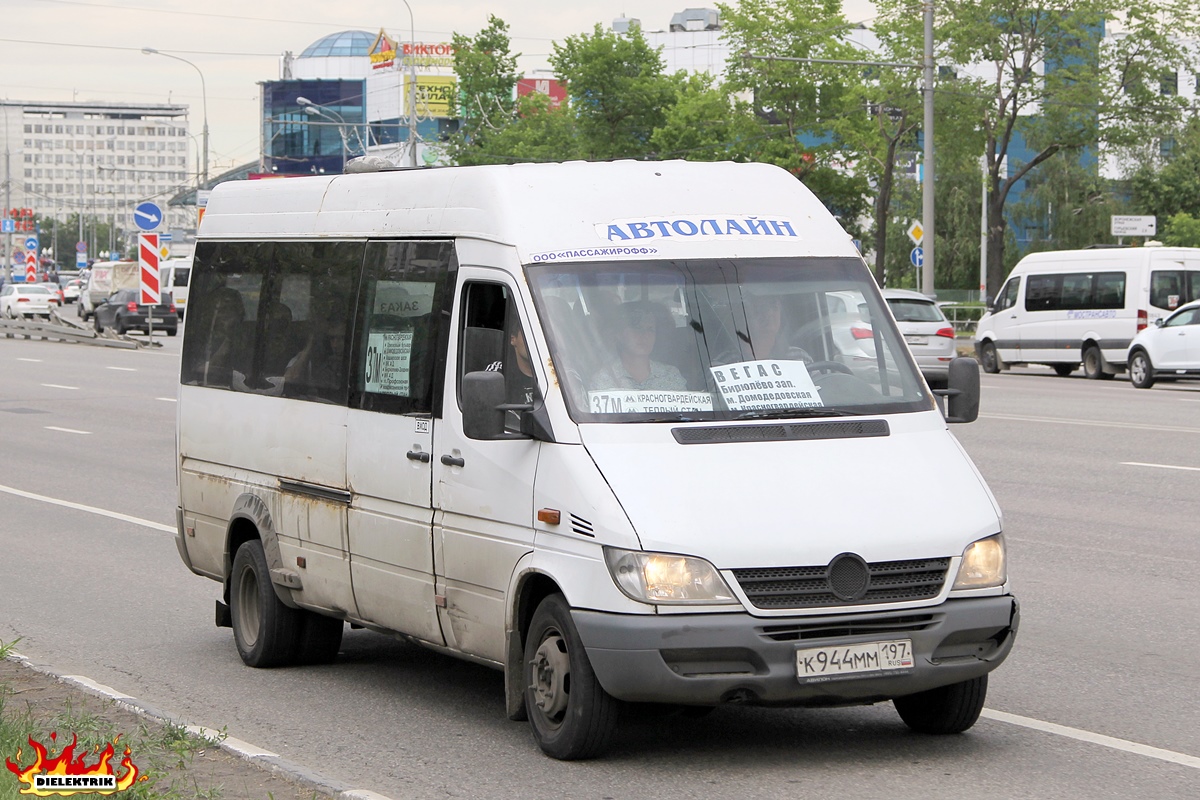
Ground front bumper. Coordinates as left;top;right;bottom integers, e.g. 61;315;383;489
574;596;1018;706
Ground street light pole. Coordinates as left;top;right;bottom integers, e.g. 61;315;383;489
299;101;348;172
399;0;419;167
142;47;209;186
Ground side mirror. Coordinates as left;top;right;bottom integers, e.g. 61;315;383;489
1155;318;1165;328
984;295;995;312
461;371;507;440
934;357;980;424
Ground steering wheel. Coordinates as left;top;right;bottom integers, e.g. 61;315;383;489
807;360;854;375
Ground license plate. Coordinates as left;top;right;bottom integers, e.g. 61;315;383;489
796;639;913;683
904;335;928;346
147;317;163;323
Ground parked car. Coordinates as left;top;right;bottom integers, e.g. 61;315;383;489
0;283;55;319
883;288;958;388
93;288;178;336
63;279;84;303
1127;298;1200;389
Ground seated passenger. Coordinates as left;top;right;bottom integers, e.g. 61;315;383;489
746;293;813;363
590;300;686;391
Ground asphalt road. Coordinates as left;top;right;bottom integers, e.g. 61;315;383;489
1;330;1198;799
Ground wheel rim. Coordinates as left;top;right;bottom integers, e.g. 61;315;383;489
1131;355;1147;383
235;564;261;647
982;344;996;371
530;630;571;725
1085;349;1099;375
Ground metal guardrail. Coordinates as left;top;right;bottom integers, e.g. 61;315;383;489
940;304;985;334
0;309;154;349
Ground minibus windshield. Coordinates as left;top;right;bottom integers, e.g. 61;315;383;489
527;257;934;423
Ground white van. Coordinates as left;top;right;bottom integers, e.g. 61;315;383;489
176;160;1016;759
974;244;1200;378
159;258;191;318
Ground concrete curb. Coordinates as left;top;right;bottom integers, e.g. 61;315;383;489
5;653;398;800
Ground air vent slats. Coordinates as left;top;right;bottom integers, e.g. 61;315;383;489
673;419;889;445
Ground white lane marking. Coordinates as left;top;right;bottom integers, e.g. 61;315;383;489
41;383;78;390
1121;461;1200;472
980;413;1200;435
982;709;1200;770
44;426;91;435
106;366;137;372
17;358;42;362
0;483;173;533
156;397;178;402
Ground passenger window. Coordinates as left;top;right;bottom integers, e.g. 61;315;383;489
458;282;539;434
1151;270;1183;310
352;240;454;415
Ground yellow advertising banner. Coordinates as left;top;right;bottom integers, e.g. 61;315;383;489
413;76;456;118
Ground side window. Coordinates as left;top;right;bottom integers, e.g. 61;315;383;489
352;240;455;415
1093;272;1125;309
181;241;268;389
181;240;360;404
995;277;1019;312
1024;274;1060;311
1151;270;1183;310
458;281;539;435
1165;308;1200;328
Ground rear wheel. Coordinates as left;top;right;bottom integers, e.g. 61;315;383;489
894;675;988;734
979;341;1001;374
229;540;301;667
114;317;127;335
524;593;619;760
1082;345;1113;380
166;328;177;337
93;315;103;333
1129;349;1155;389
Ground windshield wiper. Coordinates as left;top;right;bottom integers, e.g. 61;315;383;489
734;408;859;420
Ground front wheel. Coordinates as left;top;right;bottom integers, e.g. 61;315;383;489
524;594;619;760
894;675;987;734
1129;350;1156;389
229;540;301;667
979;341;1001;374
93;315;103;333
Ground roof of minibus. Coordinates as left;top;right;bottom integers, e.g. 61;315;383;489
197;160;858;264
1012;246;1200;272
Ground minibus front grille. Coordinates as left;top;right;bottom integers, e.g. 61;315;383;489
758;614;939;642
672;419;889;445
732;557;950;609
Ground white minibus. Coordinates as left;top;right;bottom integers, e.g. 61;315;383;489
974;244;1200;378
159;258;191;318
176;160;1016;759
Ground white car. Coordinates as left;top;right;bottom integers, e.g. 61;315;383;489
1127;298;1200;389
63;279;83;303
883;288;958;388
0;283;55;319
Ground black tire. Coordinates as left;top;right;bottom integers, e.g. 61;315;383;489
114;317;126;336
524;594;619;760
980;341;1001;374
1128;349;1155;389
93;315;103;333
1052;364;1075;377
894;674;988;735
229;540;301;668
294;612;343;665
1082;345;1113;380
166;328;178;337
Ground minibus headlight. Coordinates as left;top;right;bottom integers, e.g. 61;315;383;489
603;548;738;605
952;534;1006;590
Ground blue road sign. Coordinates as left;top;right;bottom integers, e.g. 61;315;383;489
134;201;163;232
24;236;39;251
910;246;924;267
1;220;14;233
160;232;173;241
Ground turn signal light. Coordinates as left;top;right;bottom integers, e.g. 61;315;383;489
1137;309;1148;331
126;302;138;312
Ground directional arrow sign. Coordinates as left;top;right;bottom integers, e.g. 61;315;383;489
134;201;163;232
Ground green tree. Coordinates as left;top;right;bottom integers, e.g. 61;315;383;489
923;0;1200;297
447;15;523;166
549;23;678;160
1130;118;1200;221
718;0;871;233
1161;213;1200;247
649;72;759;161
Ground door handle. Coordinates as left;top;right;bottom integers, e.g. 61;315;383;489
406;450;430;463
440;454;465;468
